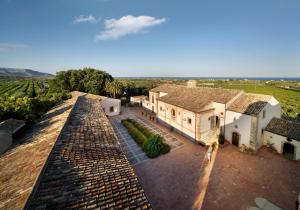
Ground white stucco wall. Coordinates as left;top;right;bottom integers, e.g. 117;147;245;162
199;110;214;133
225;111;252;147
264;131;300;160
157;100;196;139
130;96;146;104
256;97;281;148
101;98;121;116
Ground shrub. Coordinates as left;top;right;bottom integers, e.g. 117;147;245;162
122;119;171;158
127;119;152;138
161;143;171;154
121;120;147;146
143;134;166;158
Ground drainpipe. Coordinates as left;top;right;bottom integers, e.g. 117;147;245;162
195;113;197;143
224;103;226;143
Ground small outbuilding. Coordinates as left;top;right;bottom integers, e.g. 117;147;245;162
0;118;25;154
130;95;147;106
101;97;121;116
264;118;300;160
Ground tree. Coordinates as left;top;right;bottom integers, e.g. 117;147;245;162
49;68;113;95
105;80;123;98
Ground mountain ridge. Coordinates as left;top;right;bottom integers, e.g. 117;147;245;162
0;67;53;77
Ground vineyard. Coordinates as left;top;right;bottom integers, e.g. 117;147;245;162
0;78;70;123
0;80;47;98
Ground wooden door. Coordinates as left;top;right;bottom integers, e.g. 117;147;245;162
232;132;239;147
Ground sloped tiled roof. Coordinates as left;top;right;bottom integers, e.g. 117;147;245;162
0;118;25;134
25;95;151;209
0;92;82;210
265;118;300;141
227;93;273;116
0;92;150;210
151;85;242;113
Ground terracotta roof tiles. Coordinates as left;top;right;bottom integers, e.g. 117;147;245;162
265;118;300;141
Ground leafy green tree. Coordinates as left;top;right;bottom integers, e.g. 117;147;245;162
49;68;113;95
105;80;123;98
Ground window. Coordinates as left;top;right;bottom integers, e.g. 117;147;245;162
171;109;176;119
188;118;192;124
263;110;266;118
109;106;114;113
152;95;154;103
160;106;163;111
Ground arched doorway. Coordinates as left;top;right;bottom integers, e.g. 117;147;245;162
282;143;294;160
232;132;240;147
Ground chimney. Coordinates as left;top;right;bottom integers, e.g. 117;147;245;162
187;80;197;88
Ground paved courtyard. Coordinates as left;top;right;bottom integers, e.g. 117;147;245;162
114;107;300;210
110;111;183;165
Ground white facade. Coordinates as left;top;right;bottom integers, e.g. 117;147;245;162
130;96;147;105
224;111;253;148
224;97;281;150
264;131;300;160
143;87;281;150
101;98;121;116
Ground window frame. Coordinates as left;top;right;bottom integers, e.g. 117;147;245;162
109;106;114;113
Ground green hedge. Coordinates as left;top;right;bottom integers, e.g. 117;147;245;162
143;134;170;158
122;120;147;146
121;118;170;158
126;118;152;138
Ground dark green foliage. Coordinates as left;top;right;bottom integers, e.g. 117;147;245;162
161;143;171;154
143;135;167;158
126;119;152;138
0;78;71;123
121;118;170;158
121;120;147;146
0;91;71;123
49;68;113;95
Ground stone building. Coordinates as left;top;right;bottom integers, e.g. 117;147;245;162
142;82;282;154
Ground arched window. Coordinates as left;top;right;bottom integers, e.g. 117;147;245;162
171;109;176;119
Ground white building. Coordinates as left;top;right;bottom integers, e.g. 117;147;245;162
264;118;300;160
142;82;283;153
130;95;147;106
101;97;121;116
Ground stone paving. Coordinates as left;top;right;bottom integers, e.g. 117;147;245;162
110;112;184;165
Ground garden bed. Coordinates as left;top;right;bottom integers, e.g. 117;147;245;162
121;118;170;158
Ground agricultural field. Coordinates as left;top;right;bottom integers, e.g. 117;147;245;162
0;78;69;123
198;80;300;118
0;79;47;98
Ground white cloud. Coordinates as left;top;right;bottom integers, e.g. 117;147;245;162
96;15;166;41
0;43;29;52
73;15;98;24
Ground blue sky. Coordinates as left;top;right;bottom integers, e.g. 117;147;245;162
0;0;300;77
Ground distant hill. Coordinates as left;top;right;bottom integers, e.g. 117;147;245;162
0;68;53;77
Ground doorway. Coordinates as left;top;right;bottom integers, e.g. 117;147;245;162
216;116;220;128
282;143;294;160
232;132;240;147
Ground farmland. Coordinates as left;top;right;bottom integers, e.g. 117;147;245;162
0;78;70;123
0;79;46;98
